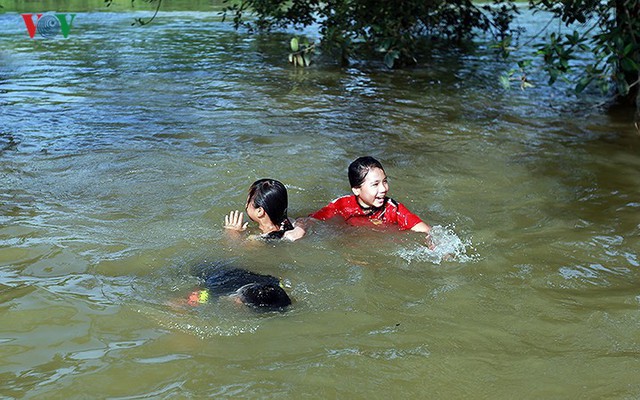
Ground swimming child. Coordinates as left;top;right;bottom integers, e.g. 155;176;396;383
224;178;300;241
188;262;291;310
307;156;432;236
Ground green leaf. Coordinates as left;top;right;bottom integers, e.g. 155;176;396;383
615;36;624;51
616;73;630;95
548;68;559;84
303;53;311;67
499;74;511;90
565;33;575;45
290;38;299;52
575;77;591;93
383;51;399;69
296;54;304;67
622;43;636;57
518;60;532;69
621;57;638;72
522;81;535;89
598;80;611;94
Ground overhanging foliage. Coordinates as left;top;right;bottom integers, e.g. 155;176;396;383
221;0;519;67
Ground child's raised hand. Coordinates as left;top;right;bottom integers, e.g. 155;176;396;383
224;210;248;231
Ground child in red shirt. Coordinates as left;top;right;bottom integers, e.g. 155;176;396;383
289;157;432;241
311;156;431;232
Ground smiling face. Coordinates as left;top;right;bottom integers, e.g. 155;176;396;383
351;167;389;208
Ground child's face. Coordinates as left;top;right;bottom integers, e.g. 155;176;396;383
352;167;388;208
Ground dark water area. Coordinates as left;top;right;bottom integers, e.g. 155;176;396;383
1;3;639;399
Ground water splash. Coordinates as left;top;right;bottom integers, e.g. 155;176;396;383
395;225;476;265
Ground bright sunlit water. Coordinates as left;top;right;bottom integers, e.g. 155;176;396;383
1;3;639;399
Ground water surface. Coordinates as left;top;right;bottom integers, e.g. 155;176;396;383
1;5;639;399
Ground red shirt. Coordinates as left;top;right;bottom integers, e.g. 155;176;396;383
310;195;423;230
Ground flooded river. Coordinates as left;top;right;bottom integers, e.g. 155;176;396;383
1;3;639;398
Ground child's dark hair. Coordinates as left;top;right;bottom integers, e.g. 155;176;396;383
236;283;292;309
348;156;385;188
248;179;294;232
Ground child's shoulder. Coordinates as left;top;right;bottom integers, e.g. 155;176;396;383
329;194;355;204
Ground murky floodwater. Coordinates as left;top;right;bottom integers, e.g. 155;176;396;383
1;3;639;399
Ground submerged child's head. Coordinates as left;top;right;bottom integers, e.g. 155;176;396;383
246;179;291;229
348;156;389;209
234;282;292;309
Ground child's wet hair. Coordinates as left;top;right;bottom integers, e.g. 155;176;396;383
348;156;385;188
236;283;292;309
247;179;293;231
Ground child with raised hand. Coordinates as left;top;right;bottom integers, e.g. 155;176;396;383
288;156;432;243
224;178;301;241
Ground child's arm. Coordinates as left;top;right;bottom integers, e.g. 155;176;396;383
282;198;341;241
396;202;434;249
283;217;310;241
410;221;431;234
410;221;435;249
284;226;305;241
